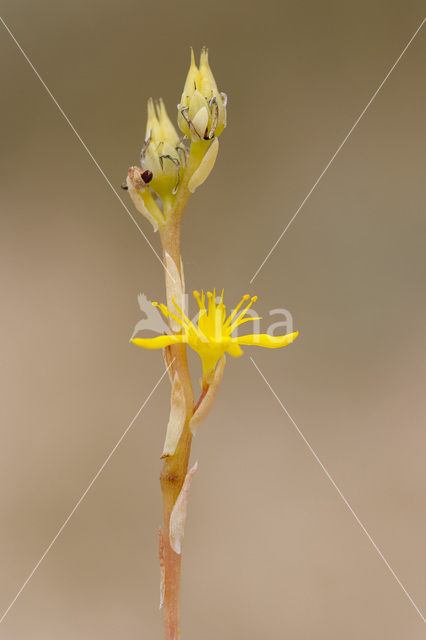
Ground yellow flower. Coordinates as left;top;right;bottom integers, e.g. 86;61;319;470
178;48;227;141
132;291;298;384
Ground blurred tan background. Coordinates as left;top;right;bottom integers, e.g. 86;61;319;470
1;1;425;638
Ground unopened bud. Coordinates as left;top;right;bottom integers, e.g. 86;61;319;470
141;99;187;198
178;48;227;141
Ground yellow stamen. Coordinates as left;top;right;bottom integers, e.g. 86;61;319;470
228;295;258;332
154;301;187;332
224;294;250;328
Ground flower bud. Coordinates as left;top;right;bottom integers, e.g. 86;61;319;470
141;98;187;198
178;48;227;141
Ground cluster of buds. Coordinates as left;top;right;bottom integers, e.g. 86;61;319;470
178;48;227;141
124;47;227;230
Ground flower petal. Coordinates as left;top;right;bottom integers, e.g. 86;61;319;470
226;341;243;358
236;331;299;348
132;335;186;350
169;462;198;554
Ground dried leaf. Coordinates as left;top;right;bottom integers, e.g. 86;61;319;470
162;344;174;383
126;174;159;232
169;462;198;554
189;355;226;435
164;252;185;332
161;371;187;458
180;257;185;294
188;138;219;193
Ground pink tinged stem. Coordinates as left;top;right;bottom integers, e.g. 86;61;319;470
159;528;166;610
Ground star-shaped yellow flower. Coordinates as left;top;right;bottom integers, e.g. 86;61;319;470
132;291;298;383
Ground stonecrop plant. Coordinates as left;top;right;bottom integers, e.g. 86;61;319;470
125;48;298;640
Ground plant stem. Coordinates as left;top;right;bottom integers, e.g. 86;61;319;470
159;422;192;640
157;140;209;640
159;221;192;640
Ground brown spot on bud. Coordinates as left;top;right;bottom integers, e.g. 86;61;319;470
120;183;128;190
141;169;153;184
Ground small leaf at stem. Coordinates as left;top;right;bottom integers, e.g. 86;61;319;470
164;252;185;333
161;371;187;458
188;138;219;193
189;355;226;435
169;462;198;554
